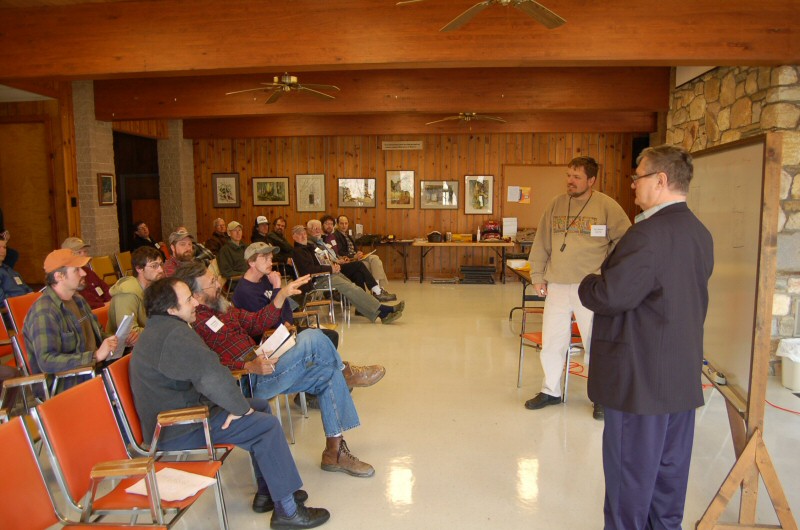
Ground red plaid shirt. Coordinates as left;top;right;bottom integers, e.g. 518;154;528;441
192;302;282;370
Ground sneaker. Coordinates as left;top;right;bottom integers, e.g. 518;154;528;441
592;402;605;421
270;504;330;529
342;361;386;387
321;438;375;477
380;310;403;324
524;392;561;410
373;290;395;302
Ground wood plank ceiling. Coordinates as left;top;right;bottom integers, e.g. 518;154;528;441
0;0;797;137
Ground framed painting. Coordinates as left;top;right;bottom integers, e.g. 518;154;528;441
464;175;493;214
386;170;415;209
338;178;376;208
420;180;458;210
97;173;115;205
212;173;241;208
253;177;290;206
296;174;326;212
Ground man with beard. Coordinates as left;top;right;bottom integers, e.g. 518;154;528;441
174;261;378;478
523;156;631;419
267;216;296;279
162;228;196;277
22;249;120;389
107;246;164;339
292;226;404;324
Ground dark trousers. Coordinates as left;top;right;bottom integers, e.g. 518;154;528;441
340;261;377;290
158;398;302;501
603;407;695;530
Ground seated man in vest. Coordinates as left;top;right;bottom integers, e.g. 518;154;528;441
107;246;164;340
130;277;329;528
292;225;403;324
0;238;32;308
61;237;112;309
174;261;378;478
22;249;118;388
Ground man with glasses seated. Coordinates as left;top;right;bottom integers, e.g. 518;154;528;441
107;246;164;341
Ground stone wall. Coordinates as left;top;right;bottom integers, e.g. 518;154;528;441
72;80;120;256
666;65;800;352
157;120;197;238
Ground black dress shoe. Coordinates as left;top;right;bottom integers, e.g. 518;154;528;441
270;505;331;529
592;403;605;421
253;489;309;513
524;392;561;410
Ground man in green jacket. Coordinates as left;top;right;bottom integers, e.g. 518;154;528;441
107;246;164;340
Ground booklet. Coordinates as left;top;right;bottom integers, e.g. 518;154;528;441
255;323;296;360
108;313;134;359
357;249;376;260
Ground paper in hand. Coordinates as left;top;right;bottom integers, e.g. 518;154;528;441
256;323;296;360
110;313;134;358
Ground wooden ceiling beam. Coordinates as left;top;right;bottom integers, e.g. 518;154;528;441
182;111;657;138
0;0;796;80
94;67;669;120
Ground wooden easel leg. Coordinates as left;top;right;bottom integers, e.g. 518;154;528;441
755;435;799;530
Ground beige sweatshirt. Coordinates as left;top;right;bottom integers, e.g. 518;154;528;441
528;190;631;284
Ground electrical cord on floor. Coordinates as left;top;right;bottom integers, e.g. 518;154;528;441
766;399;800;416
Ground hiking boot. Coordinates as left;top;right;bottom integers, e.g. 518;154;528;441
321;438;375;477
342;361;385;388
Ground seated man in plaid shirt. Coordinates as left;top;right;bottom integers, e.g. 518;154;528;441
173;261;378;478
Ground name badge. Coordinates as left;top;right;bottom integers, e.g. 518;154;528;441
14;276;23;285
590;224;607;237
205;315;224;332
95;286;105;296
263;289;273;300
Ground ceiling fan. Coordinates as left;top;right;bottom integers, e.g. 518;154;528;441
397;0;566;31
226;73;340;104
426;112;506;125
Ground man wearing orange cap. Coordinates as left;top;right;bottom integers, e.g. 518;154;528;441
22;249;120;389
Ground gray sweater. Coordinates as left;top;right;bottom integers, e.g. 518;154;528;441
130;314;250;444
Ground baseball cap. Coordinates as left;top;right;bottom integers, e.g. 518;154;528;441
256;215;269;225
44;248;90;273
291;225;307;235
168;229;194;246
61;237;90;252
227;221;242;232
244;242;279;261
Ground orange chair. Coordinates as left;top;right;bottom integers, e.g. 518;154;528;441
92;302;110;330
0;416;168;529
0;318;14;367
103;355;233;461
32;376;229;528
518;311;583;400
4;290;42;335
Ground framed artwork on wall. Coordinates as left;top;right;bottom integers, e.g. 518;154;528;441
420;180;459;210
296;174;326;212
253;177;290;206
212;173;241;208
338;178;376;208
386;170;415;209
97;173;115;205
464;175;493;214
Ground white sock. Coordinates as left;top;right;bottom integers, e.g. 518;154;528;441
371;286;382;295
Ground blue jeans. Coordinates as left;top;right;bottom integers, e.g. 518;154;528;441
252;328;360;438
158;398;303;501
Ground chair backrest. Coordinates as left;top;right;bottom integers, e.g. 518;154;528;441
158;242;172;259
102;354;145;451
0;417;62;529
0;320;14;367
34;376;130;506
4;290;42;335
115;250;133;277
92;302;110;330
89;255;118;286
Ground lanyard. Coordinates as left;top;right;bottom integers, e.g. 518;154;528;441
560;192;592;252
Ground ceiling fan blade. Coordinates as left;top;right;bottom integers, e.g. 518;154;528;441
426;116;462;125
514;0;566;29
300;83;341;92
440;1;492;32
265;90;285;104
396;0;425;4
474;115;507;123
226;87;272;95
297;86;337;100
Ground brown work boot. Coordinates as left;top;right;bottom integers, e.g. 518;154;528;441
342;361;386;388
321;437;375;477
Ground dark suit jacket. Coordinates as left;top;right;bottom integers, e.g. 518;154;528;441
332;230;356;259
578;202;713;415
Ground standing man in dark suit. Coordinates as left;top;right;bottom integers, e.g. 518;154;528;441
578;145;713;530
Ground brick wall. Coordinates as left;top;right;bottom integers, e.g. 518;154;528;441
157;120;197;237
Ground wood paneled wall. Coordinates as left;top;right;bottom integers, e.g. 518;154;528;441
112;119;170;139
193;132;635;279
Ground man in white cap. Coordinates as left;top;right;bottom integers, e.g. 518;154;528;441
22;249;120;389
252;215;271;244
61;236;112;309
218;220;248;279
163;228;195;277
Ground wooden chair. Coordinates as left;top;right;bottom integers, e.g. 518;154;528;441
518;311;583;402
31;376;229;528
114;250;133;277
0;416;169;529
92;302;110;330
89;255;119;286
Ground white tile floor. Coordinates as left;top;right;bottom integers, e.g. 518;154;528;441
60;281;800;529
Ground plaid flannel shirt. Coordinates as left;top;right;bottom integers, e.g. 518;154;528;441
22;286;103;376
192;302;282;370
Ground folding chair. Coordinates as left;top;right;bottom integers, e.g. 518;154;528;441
0;416;169;529
32;377;229;528
230;368;297;444
103;355;233;461
92;302;111;330
114;250;133;277
4;290;42;335
289;258;350;324
89;256;119;286
518;312;583;402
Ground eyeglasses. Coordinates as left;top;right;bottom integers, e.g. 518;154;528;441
630;171;660;183
201;274;220;291
145;261;164;269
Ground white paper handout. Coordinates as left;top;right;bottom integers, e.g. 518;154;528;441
110;313;134;358
125;467;216;502
256;323;297;360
